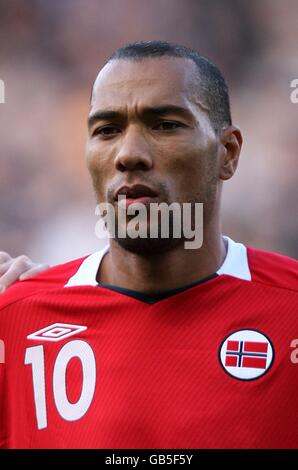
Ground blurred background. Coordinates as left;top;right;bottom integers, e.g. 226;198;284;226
0;0;297;265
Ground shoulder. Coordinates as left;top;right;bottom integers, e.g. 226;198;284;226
0;255;89;311
247;245;298;292
219;236;297;293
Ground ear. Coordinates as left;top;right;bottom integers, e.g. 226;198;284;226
218;125;243;180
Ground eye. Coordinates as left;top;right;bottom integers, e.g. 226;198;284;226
93;126;121;137
153;121;183;131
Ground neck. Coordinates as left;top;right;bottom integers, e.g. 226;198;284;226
98;223;227;293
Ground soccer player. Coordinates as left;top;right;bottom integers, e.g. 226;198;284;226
0;41;297;449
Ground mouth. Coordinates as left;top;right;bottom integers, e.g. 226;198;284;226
114;184;159;207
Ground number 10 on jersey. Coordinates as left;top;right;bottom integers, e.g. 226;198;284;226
24;340;96;430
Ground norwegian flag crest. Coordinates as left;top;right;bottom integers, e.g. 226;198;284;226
219;329;274;380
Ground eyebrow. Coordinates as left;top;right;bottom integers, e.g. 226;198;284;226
87;104;195;129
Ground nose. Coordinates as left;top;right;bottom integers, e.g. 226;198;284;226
114;125;153;172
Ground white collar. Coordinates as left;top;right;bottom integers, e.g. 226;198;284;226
64;236;251;288
217;236;251;281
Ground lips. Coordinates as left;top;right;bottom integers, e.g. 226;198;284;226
115;184;158;200
114;184;159;209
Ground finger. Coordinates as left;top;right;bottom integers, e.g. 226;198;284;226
0;260;13;277
0;256;32;290
19;264;50;280
0;251;12;263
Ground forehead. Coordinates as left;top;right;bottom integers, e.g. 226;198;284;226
91;57;199;110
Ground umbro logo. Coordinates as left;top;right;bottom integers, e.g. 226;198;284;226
27;323;87;342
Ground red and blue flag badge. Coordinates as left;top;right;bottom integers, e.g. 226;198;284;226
219;329;274;380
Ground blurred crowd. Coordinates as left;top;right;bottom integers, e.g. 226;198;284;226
0;0;297;264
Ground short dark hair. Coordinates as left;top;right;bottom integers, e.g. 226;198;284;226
93;40;232;132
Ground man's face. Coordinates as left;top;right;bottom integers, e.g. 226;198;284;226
86;57;221;253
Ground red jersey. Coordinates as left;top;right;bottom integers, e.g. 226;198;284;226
0;237;297;448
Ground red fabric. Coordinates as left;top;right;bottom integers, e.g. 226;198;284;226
0;246;297;448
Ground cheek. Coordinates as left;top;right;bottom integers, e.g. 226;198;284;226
85;143;113;199
159;139;218;201
86;140;109;170
159;136;207;169
159;141;207;186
